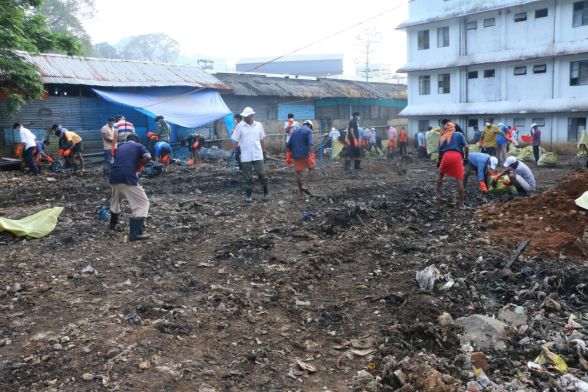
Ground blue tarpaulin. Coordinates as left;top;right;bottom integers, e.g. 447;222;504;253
92;87;232;128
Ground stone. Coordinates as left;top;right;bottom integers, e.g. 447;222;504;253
438;312;455;327
139;361;150;370
198;384;217;392
456;314;507;350
470;352;490;372
82;373;95;381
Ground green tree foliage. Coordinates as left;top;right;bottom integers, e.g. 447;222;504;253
40;0;96;55
0;0;82;115
118;33;180;63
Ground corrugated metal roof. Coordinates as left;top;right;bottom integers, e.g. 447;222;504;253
214;73;406;100
18;51;229;89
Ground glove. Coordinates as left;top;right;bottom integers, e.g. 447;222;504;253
502;178;512;186
479;181;488;193
309;152;315;167
57;149;65;157
354;139;359;148
192;142;199;150
479;140;484;147
64;149;72;157
46;156;54;164
285;151;293;166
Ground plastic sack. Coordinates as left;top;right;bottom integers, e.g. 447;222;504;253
578;130;588;157
426;129;441;156
468;144;481;153
538;152;558;167
530;345;568;374
518;146;536;162
0;207;64;239
416;265;441;291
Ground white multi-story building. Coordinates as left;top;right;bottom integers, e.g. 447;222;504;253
397;0;588;147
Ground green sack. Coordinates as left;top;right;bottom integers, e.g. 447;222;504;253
0;207;64;239
538;152;557;167
518;146;536;162
426;129;441;156
468;144;481;153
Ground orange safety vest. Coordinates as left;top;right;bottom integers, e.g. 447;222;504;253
399;130;408;143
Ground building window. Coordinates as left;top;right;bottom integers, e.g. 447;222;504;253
468;119;479;129
418;120;430;131
570;60;588;85
419;75;431;95
514;66;527;75
535;8;548;18
484;18;495;27
467;71;478;79
573;1;588;27
484;69;496;78
514;12;528;22
568;117;586;141
438;74;451;94
437;26;450;47
533;64;547;73
466;21;478;30
532;118;545;127
514;118;526;127
418;30;430;50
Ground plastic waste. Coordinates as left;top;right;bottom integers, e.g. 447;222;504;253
538;152;558;167
97;206;109;221
301;211;317;221
529;345;569;374
416;265;441;291
558;374;588;392
474;368;497;388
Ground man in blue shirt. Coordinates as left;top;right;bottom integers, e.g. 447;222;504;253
154;141;172;172
416;129;426;159
287;120;315;199
463;152;497;194
109;135;151;241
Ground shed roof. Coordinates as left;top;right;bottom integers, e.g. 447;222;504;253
19;51;228;89
214;73;406;100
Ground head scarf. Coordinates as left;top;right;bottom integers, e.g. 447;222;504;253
440;122;456;145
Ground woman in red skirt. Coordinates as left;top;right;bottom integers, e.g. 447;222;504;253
435;122;469;209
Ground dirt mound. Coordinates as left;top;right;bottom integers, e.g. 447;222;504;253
477;170;588;259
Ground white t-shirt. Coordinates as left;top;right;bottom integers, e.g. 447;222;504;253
232;121;266;162
369;129;377;144
329;128;340;141
284;120;299;143
513;162;536;191
19;127;37;149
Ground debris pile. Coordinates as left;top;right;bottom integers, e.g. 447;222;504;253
477;170;588;258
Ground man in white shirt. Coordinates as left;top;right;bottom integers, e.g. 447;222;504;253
232;107;269;202
494;156;536;196
284;113;299;144
14;122;39;176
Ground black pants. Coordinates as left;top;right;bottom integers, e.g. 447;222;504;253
485;146;496;156
398;142;407;157
533;145;540;163
24;147;39;175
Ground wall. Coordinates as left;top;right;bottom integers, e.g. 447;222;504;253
406;21;460;64
407;68;461;105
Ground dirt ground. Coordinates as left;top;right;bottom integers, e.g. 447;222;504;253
0;154;587;391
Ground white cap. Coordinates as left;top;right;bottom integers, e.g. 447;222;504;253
303;120;313;128
504;156;518;167
531;123;538;128
240;107;255;117
489;156;498;170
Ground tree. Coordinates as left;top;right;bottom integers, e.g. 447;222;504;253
0;0;83;114
40;0;96;55
356;28;383;82
118;33;180;63
95;42;119;59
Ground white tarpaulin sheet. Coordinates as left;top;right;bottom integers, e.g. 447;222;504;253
92;87;232;128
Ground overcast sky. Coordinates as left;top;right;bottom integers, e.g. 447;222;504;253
84;0;408;74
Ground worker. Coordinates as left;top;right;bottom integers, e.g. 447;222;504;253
231;107;269;202
284;113;299;144
480;118;507;156
231;113;243;170
530;123;542;164
13;122;40;176
52;124;84;171
463;152;498;194
287;120;315;199
441;119;466;136
153;140;172;171
328;127;340;160
155;115;171;143
416;128;427;159
398;128;409;159
115;115;135;142
493;156;536;196
182;133;206;165
101;117;116;177
108;134;151;241
435;122;469;209
344;112;362;172
496;124;509;166
35;139;54;166
367;128;382;155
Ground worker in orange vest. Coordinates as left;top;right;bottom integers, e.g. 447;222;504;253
398;128;409;159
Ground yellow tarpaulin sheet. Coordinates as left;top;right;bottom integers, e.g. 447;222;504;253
0;207;64;239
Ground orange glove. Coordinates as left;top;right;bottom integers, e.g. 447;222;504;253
63;149;71;157
479;181;488;193
192;142;199;150
285;151;293;166
111;144;117;157
187;159;194;166
161;155;170;165
46;155;54;164
57;149;65;157
479;140;484;147
354;139;359;148
309;152;315;167
502;178;512;186
136;162;144;172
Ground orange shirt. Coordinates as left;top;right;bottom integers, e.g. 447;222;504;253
398;130;408;143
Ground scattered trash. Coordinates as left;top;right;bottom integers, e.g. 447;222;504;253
416;265;441;291
81;265;95;274
498;304;527;326
456;314;507;350
528;345;569;374
301;211;317;221
296;359;316;373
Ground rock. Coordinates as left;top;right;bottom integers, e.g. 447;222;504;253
81;265;95;274
138;361;150;370
106;349;118;359
46;177;57;182
542;297;561;311
438;312;455;327
498;305;527;327
456;314;507;350
82;373;95;381
198;384;217;392
296;359;317;373
470;352;490;372
394;369;407;385
38;283;52;292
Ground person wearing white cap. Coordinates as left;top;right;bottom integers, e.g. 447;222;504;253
463;152;497;194
493;156;536;195
530;123;541;164
287;120;315;199
231;107;269;202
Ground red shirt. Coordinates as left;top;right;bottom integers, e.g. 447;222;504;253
399;130;408;143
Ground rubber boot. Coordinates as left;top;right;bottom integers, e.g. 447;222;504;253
354;160;362;170
344;160;352;172
109;212;119;230
129;217;150;241
262;185;270;201
245;190;252;203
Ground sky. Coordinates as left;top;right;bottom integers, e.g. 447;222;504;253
83;0;409;75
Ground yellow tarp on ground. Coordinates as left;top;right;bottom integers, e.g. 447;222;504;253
0;207;64;239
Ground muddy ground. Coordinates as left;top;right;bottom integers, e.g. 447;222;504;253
0;154;587;391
